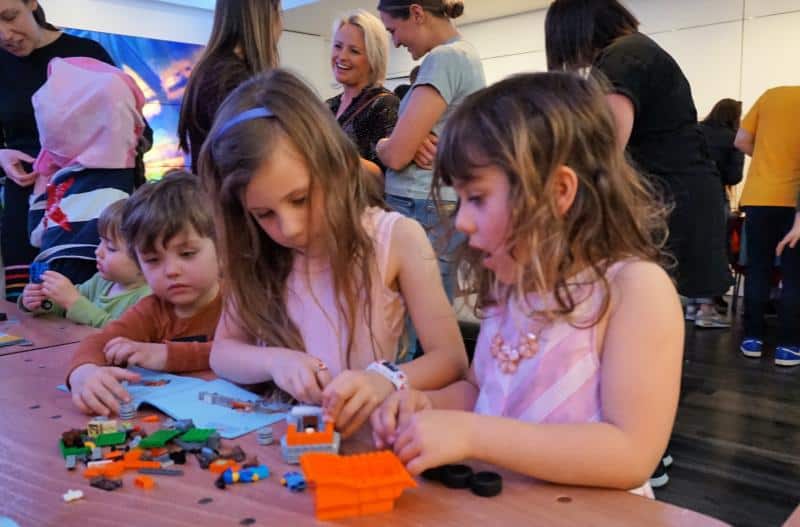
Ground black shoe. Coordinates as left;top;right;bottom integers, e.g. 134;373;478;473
650;459;669;488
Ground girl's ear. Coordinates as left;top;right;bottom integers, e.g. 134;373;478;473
409;4;426;24
553;165;578;216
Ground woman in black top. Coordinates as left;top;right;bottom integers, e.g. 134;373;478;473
0;0;114;300
178;0;282;172
546;0;731;330
699;98;744;201
327;9;399;183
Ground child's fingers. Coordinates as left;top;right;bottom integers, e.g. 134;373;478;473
322;380;354;423
393;432;421;465
340;400;374;439
71;391;93;415
295;369;323;404
316;368;333;390
396;393;421;431
405;455;429;476
79;389;111;417
93;380;122;415
103;368;137;402
335;390;366;435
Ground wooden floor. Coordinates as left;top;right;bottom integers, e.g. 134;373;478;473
655;304;800;527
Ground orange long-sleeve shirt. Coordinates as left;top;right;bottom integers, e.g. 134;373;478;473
66;292;223;384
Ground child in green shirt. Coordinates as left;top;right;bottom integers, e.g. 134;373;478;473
20;200;150;327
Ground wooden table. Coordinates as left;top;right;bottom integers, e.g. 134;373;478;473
0;300;97;356
0;345;730;527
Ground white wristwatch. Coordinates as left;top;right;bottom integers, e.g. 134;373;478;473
367;360;408;391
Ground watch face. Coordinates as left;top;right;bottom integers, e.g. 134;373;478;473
384;361;400;372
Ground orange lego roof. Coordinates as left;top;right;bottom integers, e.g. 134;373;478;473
300;451;416;490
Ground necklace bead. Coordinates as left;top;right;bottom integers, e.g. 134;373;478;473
490;330;540;374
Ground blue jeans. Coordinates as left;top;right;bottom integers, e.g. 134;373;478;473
385;194;462;358
743;206;800;346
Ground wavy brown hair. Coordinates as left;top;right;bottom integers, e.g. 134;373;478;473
433;72;668;326
198;69;379;365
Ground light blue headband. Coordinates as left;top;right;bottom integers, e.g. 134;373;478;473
214;107;275;139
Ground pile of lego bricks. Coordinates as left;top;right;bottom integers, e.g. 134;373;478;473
59;414;290;501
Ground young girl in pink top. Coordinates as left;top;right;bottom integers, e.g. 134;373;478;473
371;72;684;495
200;69;467;438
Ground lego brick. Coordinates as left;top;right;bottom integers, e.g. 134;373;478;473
62;489;84;503
134;475;155;489
138;467;184;476
89;477;123;491
178;428;216;443
59;440;89;459
95;432;127;447
138;429;181;448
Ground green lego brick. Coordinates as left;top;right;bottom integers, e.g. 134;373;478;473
95;432;127;447
139;429;181;448
59;440;90;459
178;428;216;443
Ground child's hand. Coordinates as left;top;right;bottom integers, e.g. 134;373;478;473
21;283;46;311
392;409;475;475
40;271;81;309
104;338;168;370
370;389;433;449
270;349;333;405
322;370;396;438
69;363;141;416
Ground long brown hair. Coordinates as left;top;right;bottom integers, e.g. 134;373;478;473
434;72;668;326
198;69;379;364
178;0;281;154
701;98;742;131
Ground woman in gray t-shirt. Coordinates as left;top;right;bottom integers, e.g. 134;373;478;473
376;0;486;301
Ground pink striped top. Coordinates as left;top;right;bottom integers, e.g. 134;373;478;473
473;260;653;497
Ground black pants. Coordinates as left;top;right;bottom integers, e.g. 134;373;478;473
1;180;40;300
743;206;800;346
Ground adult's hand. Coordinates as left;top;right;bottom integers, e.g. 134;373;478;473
0;149;37;187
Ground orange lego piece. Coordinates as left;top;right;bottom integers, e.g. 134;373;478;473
104;450;124;460
148;447;168;457
82;461;125;479
134;475;155;490
141;415;160;423
209;459;240;474
286;421;335;446
299;451;417;521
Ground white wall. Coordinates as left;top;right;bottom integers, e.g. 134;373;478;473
44;0;333;97
387;0;800;116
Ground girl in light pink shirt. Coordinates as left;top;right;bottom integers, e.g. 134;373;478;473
371;72;683;495
200;69;467;438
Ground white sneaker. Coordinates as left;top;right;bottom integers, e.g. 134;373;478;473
695;311;731;328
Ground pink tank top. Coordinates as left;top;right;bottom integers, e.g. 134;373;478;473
286;208;406;376
473;260;653;497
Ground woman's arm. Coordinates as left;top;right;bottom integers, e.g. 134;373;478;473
388;217;469;387
376;86;447;171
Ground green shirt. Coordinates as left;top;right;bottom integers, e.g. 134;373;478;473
19;273;151;328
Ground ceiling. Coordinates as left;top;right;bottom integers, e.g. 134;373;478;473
151;0;552;36
283;0;552;36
